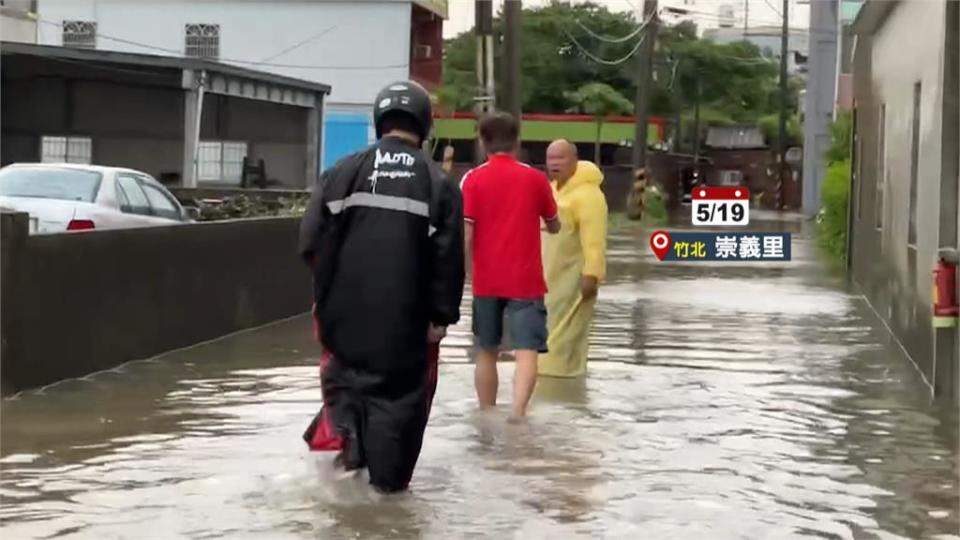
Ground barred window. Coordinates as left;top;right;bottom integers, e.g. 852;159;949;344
41;136;93;164
62;20;97;49
40;136;93;165
197;141;247;184
185;23;220;59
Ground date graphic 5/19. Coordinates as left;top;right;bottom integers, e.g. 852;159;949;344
691;187;750;226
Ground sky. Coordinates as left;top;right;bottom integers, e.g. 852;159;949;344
442;0;811;38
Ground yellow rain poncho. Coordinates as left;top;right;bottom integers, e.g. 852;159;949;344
539;160;608;378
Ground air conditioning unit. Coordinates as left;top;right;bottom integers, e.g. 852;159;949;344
414;44;432;60
718;4;736;27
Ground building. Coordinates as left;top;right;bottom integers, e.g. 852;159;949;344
30;0;447;178
835;0;865;113
0;0;37;42
660;0;810;37
849;0;959;404
432;112;666;166
1;43;330;189
704;25;810;74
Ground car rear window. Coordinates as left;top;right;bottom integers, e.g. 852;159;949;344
0;167;102;203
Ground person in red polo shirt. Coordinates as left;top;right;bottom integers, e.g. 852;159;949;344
461;111;561;418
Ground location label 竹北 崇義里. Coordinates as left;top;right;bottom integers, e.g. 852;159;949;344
649;230;791;262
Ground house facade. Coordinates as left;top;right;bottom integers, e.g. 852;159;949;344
849;0;960;404
32;0;446;177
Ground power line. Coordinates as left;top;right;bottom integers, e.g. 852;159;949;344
562;26;647;66
257;24;338;64
563;12;654;66
761;0;783;19
36;18;409;71
574;15;651;44
565;20;774;67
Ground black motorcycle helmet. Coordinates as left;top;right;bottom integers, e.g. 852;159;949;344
373;80;433;142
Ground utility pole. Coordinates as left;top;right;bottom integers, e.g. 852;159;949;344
503;0;522;123
632;0;658;171
475;0;494;164
693;74;702;178
776;0;789;210
743;0;749;37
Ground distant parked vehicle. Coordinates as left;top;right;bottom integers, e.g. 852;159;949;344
0;163;199;234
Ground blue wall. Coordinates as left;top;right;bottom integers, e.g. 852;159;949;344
324;112;371;169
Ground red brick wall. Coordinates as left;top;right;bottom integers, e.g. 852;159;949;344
410;5;442;90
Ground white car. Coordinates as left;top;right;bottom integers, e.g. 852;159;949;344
0;163;197;234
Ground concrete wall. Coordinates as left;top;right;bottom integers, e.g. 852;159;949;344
1;10;37;43
0;211;312;395
850;0;959;401
35;0;412;109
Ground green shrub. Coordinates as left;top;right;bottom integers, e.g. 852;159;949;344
758;113;802;146
825;111;852;164
643;184;668;226
191;193;308;222
816;159;851;266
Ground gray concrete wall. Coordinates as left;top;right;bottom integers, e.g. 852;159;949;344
35;0;411;107
850;0;959;401
0;3;38;44
0;212;312;395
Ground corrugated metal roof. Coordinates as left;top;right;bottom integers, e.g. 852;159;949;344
704;126;766;149
0;41;332;94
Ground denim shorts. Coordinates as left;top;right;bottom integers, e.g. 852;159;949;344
472;297;548;353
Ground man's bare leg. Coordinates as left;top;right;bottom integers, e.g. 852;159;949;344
475;349;499;408
512;349;539;417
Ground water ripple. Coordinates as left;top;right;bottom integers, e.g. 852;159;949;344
1;224;957;539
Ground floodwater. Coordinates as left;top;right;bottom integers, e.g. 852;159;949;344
2;215;958;539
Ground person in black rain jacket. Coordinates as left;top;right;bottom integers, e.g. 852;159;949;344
298;80;465;493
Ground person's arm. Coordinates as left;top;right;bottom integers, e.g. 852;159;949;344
539;173;561;234
429;169;466;328
298;168;334;267
577;187;608;300
464;220;474;276
461;170;477;276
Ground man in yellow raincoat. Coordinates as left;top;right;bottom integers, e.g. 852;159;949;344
539;140;608;378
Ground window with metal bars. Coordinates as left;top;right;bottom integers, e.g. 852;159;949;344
62;20;97;49
185;23;220;59
40;136;93;164
197;141;247;184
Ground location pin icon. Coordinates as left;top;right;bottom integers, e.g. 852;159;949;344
650;230;671;261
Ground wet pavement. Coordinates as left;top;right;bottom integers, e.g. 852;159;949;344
2;216;958;539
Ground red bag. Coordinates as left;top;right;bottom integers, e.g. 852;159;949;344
304;343;441;452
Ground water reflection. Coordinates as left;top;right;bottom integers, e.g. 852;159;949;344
1;220;957;539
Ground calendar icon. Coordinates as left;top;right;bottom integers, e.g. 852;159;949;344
692;186;750;226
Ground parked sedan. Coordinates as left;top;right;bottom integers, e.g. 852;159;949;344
0;163;196;233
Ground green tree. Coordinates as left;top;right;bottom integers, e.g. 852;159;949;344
815;112;855;267
564;82;633;164
758;113;803;146
441;2;795;133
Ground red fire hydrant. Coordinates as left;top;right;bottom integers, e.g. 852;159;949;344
933;256;959;328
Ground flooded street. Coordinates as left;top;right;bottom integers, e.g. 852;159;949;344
2;217;958;539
